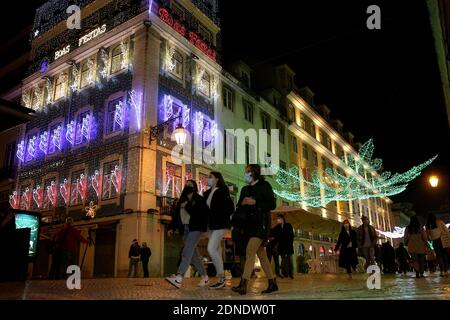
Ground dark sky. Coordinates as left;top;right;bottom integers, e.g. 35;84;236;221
1;0;449;214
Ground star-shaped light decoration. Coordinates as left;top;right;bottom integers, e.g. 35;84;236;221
85;201;98;219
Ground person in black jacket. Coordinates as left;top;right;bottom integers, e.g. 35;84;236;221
232;164;278;295
204;171;235;289
273;214;294;279
334;220;358;279
266;227;281;278
128;239;141;278
396;242;410;275
140;242;152;278
166;180;210;289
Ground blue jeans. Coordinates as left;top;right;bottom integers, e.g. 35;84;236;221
177;225;206;276
128;258;139;277
207;229;227;278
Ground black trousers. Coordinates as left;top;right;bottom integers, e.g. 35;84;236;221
281;254;293;277
266;247;281;276
142;259;149;278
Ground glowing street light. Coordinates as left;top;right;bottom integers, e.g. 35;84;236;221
429;175;439;188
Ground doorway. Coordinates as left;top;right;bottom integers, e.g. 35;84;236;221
94;224;117;278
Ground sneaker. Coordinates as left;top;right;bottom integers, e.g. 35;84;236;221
197;276;209;287
165;274;182;289
209;279;226;289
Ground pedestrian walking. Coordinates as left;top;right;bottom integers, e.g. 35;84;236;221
334;220;358;279
140;242;152;278
381;241;396;274
203;171;235;289
395;242;410;275
232;164;278;295
273;214;294;279
356;216;377;269
166;180;210;289
266;227;281;277
128;239;141;277
404;216;429;278
426;213;450;277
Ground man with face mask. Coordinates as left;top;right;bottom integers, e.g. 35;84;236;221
272;214;294;279
232;164;278;295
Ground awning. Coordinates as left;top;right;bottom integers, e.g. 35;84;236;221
271;205;342;237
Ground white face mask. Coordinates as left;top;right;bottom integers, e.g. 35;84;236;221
244;172;253;184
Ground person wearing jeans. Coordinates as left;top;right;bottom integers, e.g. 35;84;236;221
166;180;210;289
357;216;377;269
204;172;235;289
426;213;450;277
128;239;140;278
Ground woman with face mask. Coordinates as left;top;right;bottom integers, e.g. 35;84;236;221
232;164;278;295
166;180;210;289
203;172;235;289
334;220;358;279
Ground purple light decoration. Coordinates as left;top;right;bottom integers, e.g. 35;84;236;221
27;136;38;159
114;102;124;129
129;90;142;130
66;121;76;146
182;105;190;129
39;131;49;155
16;140;25;162
52;125;63;150
163;94;174;121
81;114;95;141
40;60;49;73
194;112;204;134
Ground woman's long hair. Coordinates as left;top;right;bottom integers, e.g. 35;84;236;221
407;215;422;234
178;180;199;204
426;213;438;230
210;171;226;188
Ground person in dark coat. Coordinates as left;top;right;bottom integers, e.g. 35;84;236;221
381;241;396;274
203;171;235;289
128;239;141;277
266;227;281;277
272;214;294;279
166;180;210;289
232;164;278;295
231;203;247;277
396;242;410;275
140;242;152;278
334;220;358;279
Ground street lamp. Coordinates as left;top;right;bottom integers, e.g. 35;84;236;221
149;115;188;146
429;175;439;188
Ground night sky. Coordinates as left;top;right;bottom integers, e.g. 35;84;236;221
1;0;449;215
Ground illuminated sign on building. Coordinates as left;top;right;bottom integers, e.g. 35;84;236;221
55;45;71;60
78;24;107;47
15;212;40;258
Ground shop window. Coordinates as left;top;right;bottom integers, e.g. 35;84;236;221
105;97;124;135
165;162;182;198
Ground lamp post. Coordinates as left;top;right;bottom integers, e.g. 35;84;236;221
148;115;188;146
429;175;439;188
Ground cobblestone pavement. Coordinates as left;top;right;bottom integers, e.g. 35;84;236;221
1;273;450;300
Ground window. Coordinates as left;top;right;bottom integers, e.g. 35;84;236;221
241;72;250;87
244;100;254;123
48;122;63;155
165;162;182;198
312;151;318;167
261;113;271;132
4;142;16;169
302;143;309;160
25;132;38;162
105;97;124;135
224;130;235;162
111;43;127;74
319;130;324;144
20;183;32;210
199;71;211;97
170;50;183;80
310;123;316;138
54;72;68;101
75;111;91;145
80;58;95;88
291;135;298;153
70;169;85;206
287;104;295;123
322;157;327;171
102;160;120;200
276;121;285;144
222;86;234;111
245;142;256;164
198;24;211;43
300;114;306;129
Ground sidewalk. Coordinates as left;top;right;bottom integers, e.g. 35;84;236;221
1;273;449;300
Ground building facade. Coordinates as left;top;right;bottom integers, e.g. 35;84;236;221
2;0;393;278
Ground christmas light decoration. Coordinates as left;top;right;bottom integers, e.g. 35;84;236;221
120;41;129;70
129;90;142;130
81;114;95;141
16;140;25;162
182;105;190;129
91;170;102;197
46;181;58;206
100;48;109;78
39;131;49;155
33;85;43;111
194;111;204;134
71;63;80;92
60;179;70;205
21;188;32;210
163;94;174;121
77;173;88;202
376;227;405;239
85;201;98;218
110;165;122;194
195;67;206;93
114;101;125;129
22;91;31;109
9;191;19;209
45;78;53;105
27;136;38;160
52;125;63;150
165;46;176;72
86;58;96;84
66;121;75;146
272;139;437;207
33;185;44;209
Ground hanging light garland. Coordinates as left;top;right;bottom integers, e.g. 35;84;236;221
272;139;437;207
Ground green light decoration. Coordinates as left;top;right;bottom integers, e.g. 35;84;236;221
272;139;437;207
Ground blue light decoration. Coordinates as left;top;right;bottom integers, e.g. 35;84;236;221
16;140;25;162
81;114;95;141
52;125;63;151
194;111;204;134
66;121;76;146
163;94;174;121
182;105;190;129
40;59;49;74
128;90;142;131
27;136;38;160
114;101;125;129
39;131;49;155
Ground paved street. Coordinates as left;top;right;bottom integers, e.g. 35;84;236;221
1;273;450;300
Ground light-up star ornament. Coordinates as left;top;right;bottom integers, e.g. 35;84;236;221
85;201;98;219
